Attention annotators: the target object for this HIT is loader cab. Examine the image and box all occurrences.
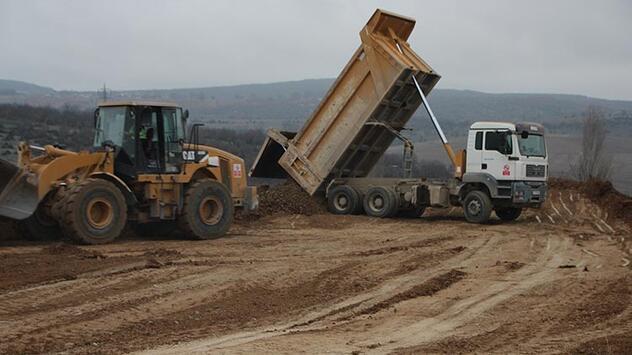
[94,101,187,180]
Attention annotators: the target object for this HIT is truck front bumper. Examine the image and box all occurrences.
[511,181,547,207]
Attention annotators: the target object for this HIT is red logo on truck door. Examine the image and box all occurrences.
[502,164,511,176]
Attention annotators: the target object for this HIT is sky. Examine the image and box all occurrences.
[1,0,631,100]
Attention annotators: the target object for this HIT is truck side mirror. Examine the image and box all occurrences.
[93,108,99,128]
[183,109,189,120]
[521,131,529,139]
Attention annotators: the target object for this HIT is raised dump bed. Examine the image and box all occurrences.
[250,9,440,195]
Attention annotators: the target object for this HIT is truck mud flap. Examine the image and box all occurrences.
[0,159,39,220]
[249,129,296,179]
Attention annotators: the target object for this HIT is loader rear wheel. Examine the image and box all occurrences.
[61,178,127,245]
[178,179,233,240]
[18,202,61,241]
[328,185,362,215]
[363,187,399,218]
[495,207,522,222]
[463,190,492,224]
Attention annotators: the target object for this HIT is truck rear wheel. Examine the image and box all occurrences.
[178,179,234,240]
[495,207,522,221]
[328,185,362,215]
[363,187,398,218]
[463,190,492,224]
[61,178,127,244]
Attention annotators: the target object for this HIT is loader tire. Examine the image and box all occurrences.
[178,179,233,240]
[495,207,522,222]
[328,185,362,215]
[18,203,61,241]
[363,187,399,218]
[61,178,127,245]
[463,190,492,224]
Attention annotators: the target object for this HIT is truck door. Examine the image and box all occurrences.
[465,130,483,174]
[482,130,516,180]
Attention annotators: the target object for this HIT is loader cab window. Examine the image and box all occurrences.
[94,107,127,148]
[162,107,185,173]
[485,131,512,155]
[139,108,161,171]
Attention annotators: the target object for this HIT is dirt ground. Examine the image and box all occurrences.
[0,186,631,354]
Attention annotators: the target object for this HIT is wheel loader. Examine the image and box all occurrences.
[0,101,257,244]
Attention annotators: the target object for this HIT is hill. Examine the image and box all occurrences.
[0,79,55,96]
[1,79,632,137]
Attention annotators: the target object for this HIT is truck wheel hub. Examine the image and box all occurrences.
[371,196,384,209]
[199,196,223,226]
[467,199,481,215]
[87,198,113,229]
[334,195,348,209]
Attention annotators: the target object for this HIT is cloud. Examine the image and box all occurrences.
[0,0,630,99]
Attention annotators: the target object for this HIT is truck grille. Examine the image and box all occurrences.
[526,164,546,178]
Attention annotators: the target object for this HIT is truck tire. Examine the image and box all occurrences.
[363,187,398,218]
[61,178,127,244]
[463,190,492,224]
[495,207,522,222]
[399,205,426,218]
[178,179,234,240]
[328,185,362,215]
[18,202,61,241]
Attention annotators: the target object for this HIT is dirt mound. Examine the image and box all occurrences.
[255,179,327,216]
[549,178,632,226]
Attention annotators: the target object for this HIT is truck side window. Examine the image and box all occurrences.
[475,132,483,150]
[485,131,512,154]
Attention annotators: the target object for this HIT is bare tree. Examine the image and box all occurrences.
[572,106,612,181]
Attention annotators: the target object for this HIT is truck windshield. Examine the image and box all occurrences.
[94,107,127,147]
[518,134,546,157]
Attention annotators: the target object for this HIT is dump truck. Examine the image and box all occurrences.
[0,101,257,244]
[251,9,548,223]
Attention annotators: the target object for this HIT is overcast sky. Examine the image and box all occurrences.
[1,0,631,99]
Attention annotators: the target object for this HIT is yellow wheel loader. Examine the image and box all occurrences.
[0,101,257,244]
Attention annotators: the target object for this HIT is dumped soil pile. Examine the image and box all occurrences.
[256,179,327,216]
[549,178,632,226]
[44,243,106,259]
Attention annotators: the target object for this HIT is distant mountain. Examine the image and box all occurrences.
[1,78,631,136]
[0,79,55,95]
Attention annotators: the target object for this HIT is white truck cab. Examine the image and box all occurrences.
[459,121,548,222]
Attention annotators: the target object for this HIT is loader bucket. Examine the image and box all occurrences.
[0,159,39,220]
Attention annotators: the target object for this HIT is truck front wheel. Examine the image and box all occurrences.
[495,207,522,222]
[463,190,492,224]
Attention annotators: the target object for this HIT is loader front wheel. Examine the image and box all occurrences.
[18,202,61,241]
[62,178,127,245]
[178,179,233,240]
